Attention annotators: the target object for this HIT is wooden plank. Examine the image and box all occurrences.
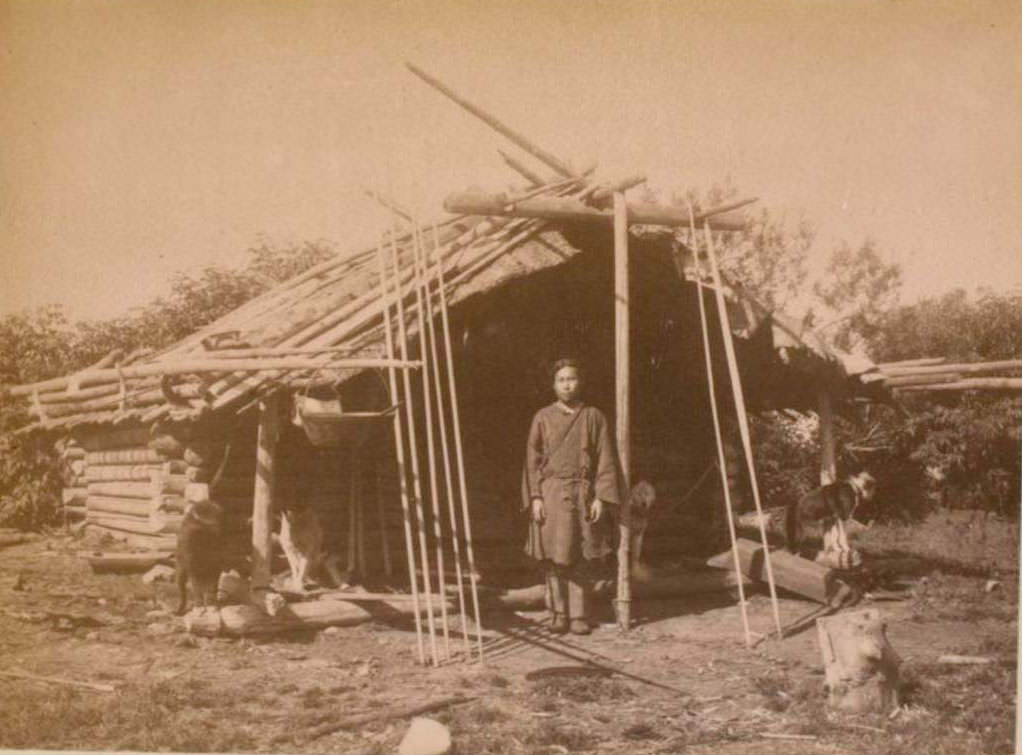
[443,191,748,231]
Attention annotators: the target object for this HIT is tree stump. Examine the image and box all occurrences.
[816,609,901,713]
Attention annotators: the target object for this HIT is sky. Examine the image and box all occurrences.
[1,0,1020,323]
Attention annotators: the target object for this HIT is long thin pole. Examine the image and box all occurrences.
[410,220,452,661]
[347,457,358,576]
[375,242,425,664]
[688,208,752,648]
[613,192,631,632]
[388,232,440,666]
[817,387,837,485]
[431,223,486,661]
[423,223,472,658]
[406,62,577,179]
[375,456,393,577]
[702,223,784,637]
[355,449,367,577]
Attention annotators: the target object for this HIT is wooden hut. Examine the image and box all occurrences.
[11,214,860,580]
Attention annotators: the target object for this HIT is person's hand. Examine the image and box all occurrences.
[531,498,546,523]
[587,499,604,523]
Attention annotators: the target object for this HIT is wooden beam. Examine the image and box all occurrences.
[587,175,647,203]
[818,388,837,485]
[11,357,421,397]
[443,191,748,231]
[896,377,1022,391]
[613,191,631,632]
[250,394,280,594]
[876,357,945,369]
[882,359,1022,378]
[406,62,577,178]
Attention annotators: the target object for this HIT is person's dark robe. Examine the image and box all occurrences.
[521,402,621,566]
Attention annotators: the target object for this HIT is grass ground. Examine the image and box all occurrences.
[0,508,1017,754]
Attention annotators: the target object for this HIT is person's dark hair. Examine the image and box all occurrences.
[550,357,583,382]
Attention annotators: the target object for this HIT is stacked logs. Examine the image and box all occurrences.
[58,439,87,521]
[63,424,246,551]
[70,426,185,550]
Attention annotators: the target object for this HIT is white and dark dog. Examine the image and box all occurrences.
[277,503,346,591]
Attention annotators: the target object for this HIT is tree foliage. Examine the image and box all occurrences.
[0,241,336,530]
[811,239,903,352]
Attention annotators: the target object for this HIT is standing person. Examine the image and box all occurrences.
[522,358,622,635]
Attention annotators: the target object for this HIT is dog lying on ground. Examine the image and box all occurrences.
[174,500,225,614]
[785,471,876,555]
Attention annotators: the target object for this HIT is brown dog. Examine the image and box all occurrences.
[628,480,657,570]
[174,500,225,614]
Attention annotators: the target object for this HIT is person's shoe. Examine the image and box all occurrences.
[549,613,569,634]
[569,619,591,635]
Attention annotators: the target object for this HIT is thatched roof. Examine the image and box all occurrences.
[12,182,866,434]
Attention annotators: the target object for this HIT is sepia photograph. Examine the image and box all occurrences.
[1,1,1020,753]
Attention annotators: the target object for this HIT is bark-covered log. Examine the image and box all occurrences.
[86,449,167,466]
[817,609,901,713]
[185,595,452,637]
[707,538,840,604]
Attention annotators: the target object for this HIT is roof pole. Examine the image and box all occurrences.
[613,191,632,632]
[375,241,426,664]
[406,62,577,179]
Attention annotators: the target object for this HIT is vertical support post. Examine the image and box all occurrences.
[251,393,280,595]
[613,191,631,632]
[818,387,837,485]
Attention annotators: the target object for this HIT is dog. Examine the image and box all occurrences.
[785,471,876,555]
[174,500,225,615]
[627,480,657,572]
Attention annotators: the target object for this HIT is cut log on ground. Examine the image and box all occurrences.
[81,551,174,574]
[185,596,454,637]
[817,609,901,713]
[484,570,751,611]
[707,538,843,604]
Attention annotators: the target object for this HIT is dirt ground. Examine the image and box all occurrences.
[0,513,1017,754]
